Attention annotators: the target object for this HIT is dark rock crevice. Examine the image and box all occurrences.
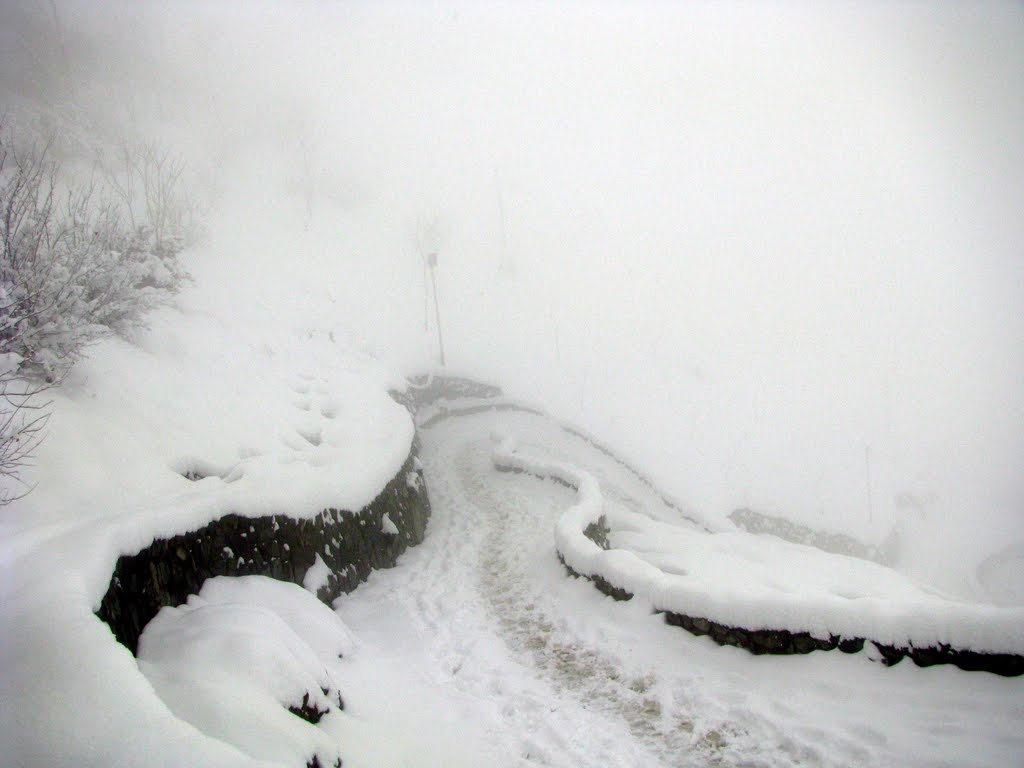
[288,692,332,725]
[661,610,1023,675]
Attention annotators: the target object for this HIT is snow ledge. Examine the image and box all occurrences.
[492,434,1024,676]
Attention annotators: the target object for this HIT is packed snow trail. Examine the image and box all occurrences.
[334,409,1023,768]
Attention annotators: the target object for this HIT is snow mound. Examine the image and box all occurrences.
[138,576,351,768]
[492,435,1024,660]
[380,513,400,535]
[303,553,333,596]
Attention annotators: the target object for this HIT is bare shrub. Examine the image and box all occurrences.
[0,366,50,506]
[0,126,192,503]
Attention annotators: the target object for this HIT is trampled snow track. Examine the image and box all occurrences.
[336,407,1024,768]
[393,423,677,767]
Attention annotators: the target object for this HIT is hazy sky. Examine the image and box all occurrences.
[3,0,1022,594]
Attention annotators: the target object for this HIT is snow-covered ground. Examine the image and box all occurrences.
[1,253,1020,766]
[3,350,1022,766]
[336,408,1023,768]
[2,273,1022,768]
[493,424,1024,658]
[2,5,1022,764]
[0,275,415,766]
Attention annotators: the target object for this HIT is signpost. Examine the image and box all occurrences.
[416,217,447,368]
[426,251,445,367]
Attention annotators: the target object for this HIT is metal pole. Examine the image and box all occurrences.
[495,166,511,274]
[864,444,874,523]
[423,255,430,331]
[428,256,445,367]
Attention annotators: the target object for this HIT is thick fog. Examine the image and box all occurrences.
[3,1,1022,597]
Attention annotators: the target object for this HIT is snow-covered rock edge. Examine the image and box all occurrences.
[415,395,546,429]
[491,436,1024,673]
[0,302,423,767]
[98,442,430,653]
[136,576,351,768]
[492,434,660,595]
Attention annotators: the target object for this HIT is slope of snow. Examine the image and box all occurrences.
[0,259,415,766]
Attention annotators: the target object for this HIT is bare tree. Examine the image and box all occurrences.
[0,371,50,506]
[1,132,87,379]
[0,133,56,503]
[101,140,196,249]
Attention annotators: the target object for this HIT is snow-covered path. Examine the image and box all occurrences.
[335,409,1023,768]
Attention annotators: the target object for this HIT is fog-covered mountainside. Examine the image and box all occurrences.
[1,2,1022,767]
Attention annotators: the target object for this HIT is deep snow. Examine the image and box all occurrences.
[2,4,1022,764]
[0,281,414,766]
[362,408,1022,767]
[2,362,1022,766]
[0,245,1021,767]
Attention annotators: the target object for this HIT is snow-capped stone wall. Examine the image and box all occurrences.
[97,373,504,655]
[98,438,430,654]
[492,435,1024,677]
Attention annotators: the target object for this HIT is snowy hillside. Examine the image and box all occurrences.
[2,2,1022,766]
[0,266,419,767]
[2,279,1022,767]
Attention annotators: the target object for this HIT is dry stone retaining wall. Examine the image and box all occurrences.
[98,435,430,655]
[495,431,1024,678]
[98,374,500,655]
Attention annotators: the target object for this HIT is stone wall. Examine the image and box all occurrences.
[403,373,503,407]
[497,429,1024,677]
[97,439,430,654]
[97,374,497,655]
[660,609,1024,676]
[728,507,894,564]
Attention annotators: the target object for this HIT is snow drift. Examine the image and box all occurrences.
[492,432,1024,673]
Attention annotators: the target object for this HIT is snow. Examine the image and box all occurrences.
[2,337,1021,768]
[380,513,400,536]
[0,250,416,766]
[1,247,1020,767]
[414,395,547,430]
[493,421,1024,656]
[0,351,22,376]
[137,576,349,768]
[303,554,332,595]
[2,7,1019,761]
[388,408,1023,767]
[132,574,490,768]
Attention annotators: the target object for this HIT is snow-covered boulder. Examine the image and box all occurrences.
[138,576,351,768]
